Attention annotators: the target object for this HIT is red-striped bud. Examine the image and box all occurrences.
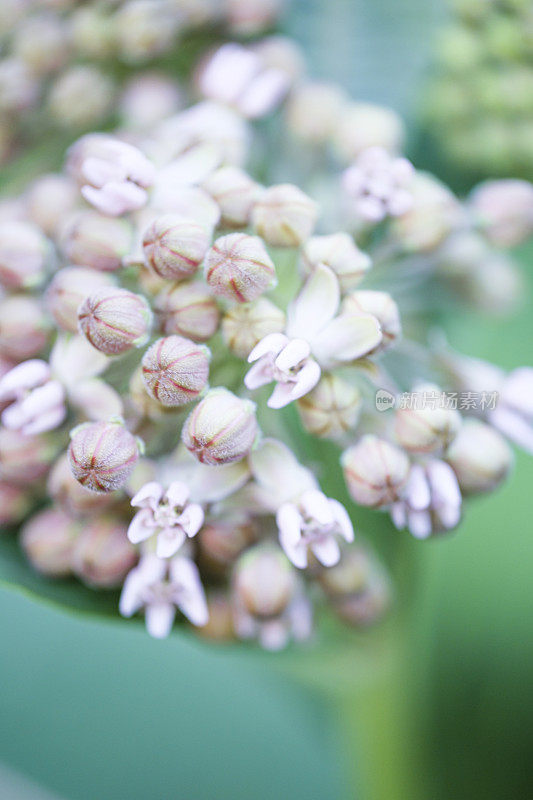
[143,214,210,281]
[78,287,152,355]
[141,335,210,407]
[204,233,276,303]
[182,388,258,465]
[68,420,141,493]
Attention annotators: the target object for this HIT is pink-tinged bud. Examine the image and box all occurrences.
[469,179,533,248]
[198,516,257,577]
[21,508,80,577]
[61,211,132,271]
[300,233,371,292]
[0,221,51,290]
[392,173,460,253]
[48,66,114,129]
[333,103,405,162]
[197,591,235,642]
[394,385,462,454]
[204,233,276,302]
[297,374,362,438]
[154,281,220,342]
[233,545,295,619]
[78,287,152,355]
[48,453,117,516]
[141,335,210,407]
[0,295,50,361]
[0,482,32,526]
[71,517,138,588]
[221,297,285,358]
[142,214,210,281]
[0,428,57,484]
[341,435,410,508]
[445,419,513,495]
[46,266,115,333]
[342,290,401,350]
[252,184,318,247]
[68,420,141,493]
[182,388,258,465]
[286,81,348,144]
[202,166,261,227]
[26,174,78,237]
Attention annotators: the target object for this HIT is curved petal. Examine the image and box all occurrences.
[127,509,156,544]
[311,536,341,567]
[247,333,288,363]
[177,503,204,537]
[286,265,340,340]
[22,404,66,435]
[250,439,317,503]
[145,602,176,639]
[131,482,164,510]
[277,503,307,569]
[312,313,382,368]
[407,510,432,539]
[259,620,289,650]
[274,339,311,372]
[0,359,49,400]
[156,528,186,559]
[164,481,190,510]
[328,498,354,542]
[171,558,209,626]
[404,465,431,511]
[267,360,321,409]
[244,358,275,391]
[299,490,333,525]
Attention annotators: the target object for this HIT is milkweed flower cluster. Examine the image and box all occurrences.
[0,21,531,649]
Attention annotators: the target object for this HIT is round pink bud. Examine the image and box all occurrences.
[0,221,50,290]
[78,287,152,355]
[21,508,80,577]
[342,290,401,350]
[0,295,50,360]
[141,335,210,407]
[202,166,261,227]
[61,211,132,271]
[204,233,276,302]
[46,266,114,333]
[221,297,285,358]
[182,388,258,465]
[341,435,410,508]
[252,183,318,247]
[154,281,220,342]
[0,428,56,485]
[233,545,296,619]
[68,420,140,493]
[0,481,32,526]
[142,214,210,281]
[47,453,117,516]
[26,173,78,237]
[71,517,138,588]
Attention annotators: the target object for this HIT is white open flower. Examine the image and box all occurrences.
[390,460,462,539]
[277,488,354,568]
[245,265,382,408]
[119,553,208,638]
[128,480,204,559]
[0,359,66,435]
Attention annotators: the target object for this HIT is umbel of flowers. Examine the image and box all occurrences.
[0,33,532,647]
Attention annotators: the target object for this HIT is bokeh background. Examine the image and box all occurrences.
[1,1,532,799]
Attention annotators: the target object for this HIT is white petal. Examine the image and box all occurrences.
[311,536,341,567]
[408,510,432,539]
[288,594,313,641]
[119,572,144,617]
[277,502,307,568]
[274,338,311,372]
[167,446,251,504]
[0,359,49,400]
[404,465,431,511]
[267,360,321,409]
[427,460,462,509]
[312,313,382,367]
[299,489,333,525]
[171,558,209,626]
[131,482,164,510]
[145,602,176,639]
[69,378,123,420]
[247,332,288,363]
[238,69,290,119]
[250,439,317,504]
[127,509,156,544]
[177,503,204,537]
[156,528,186,559]
[164,481,190,509]
[437,502,461,531]
[259,620,289,650]
[50,335,108,385]
[21,404,66,435]
[286,265,340,340]
[244,357,275,390]
[390,502,407,529]
[328,498,354,542]
[489,407,533,455]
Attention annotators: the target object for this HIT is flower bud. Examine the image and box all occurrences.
[0,221,50,290]
[114,1,177,63]
[445,419,513,494]
[300,233,371,292]
[70,6,115,60]
[197,516,257,577]
[120,73,181,131]
[0,296,50,360]
[286,81,348,144]
[221,297,285,359]
[0,58,38,114]
[71,517,138,588]
[78,287,152,355]
[333,103,405,162]
[46,266,115,332]
[61,211,132,272]
[394,385,461,454]
[342,290,401,350]
[392,173,460,253]
[0,428,57,484]
[48,453,117,516]
[68,420,141,493]
[202,166,261,227]
[469,179,533,247]
[297,374,362,438]
[233,545,295,619]
[142,214,210,281]
[141,335,210,407]
[26,174,78,237]
[332,568,391,627]
[128,366,168,420]
[48,66,114,128]
[13,14,69,75]
[182,388,258,465]
[0,481,32,526]
[154,281,220,342]
[252,184,318,247]
[341,435,410,507]
[204,233,276,302]
[21,508,80,577]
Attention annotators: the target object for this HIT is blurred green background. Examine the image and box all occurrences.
[1,1,532,799]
